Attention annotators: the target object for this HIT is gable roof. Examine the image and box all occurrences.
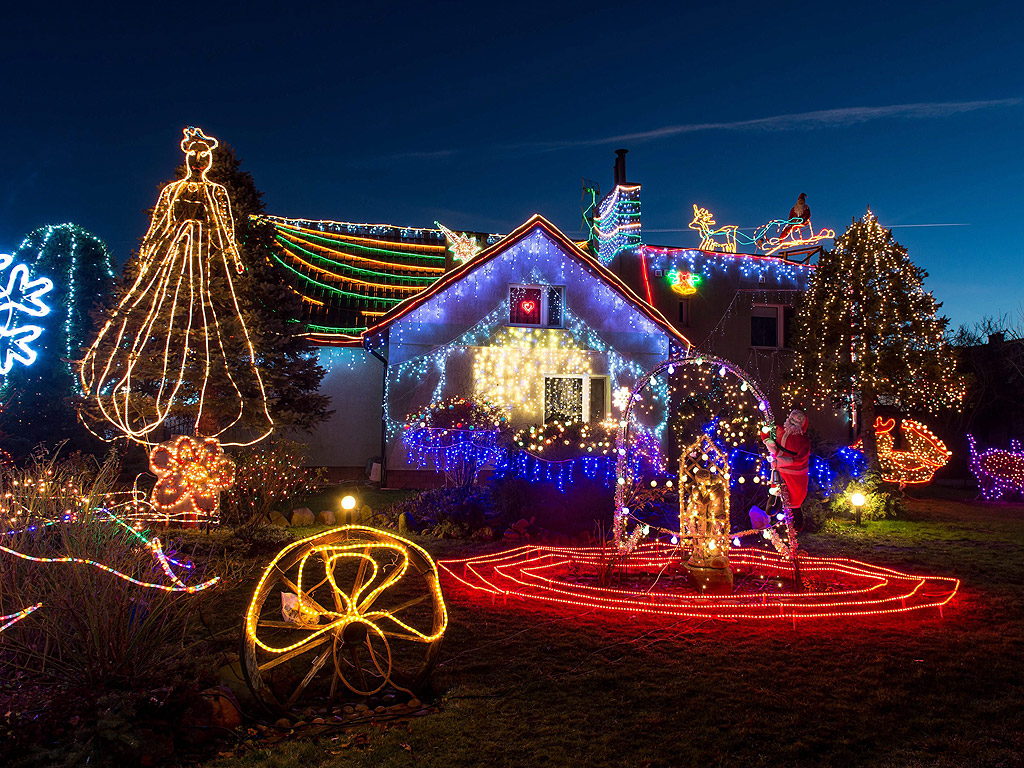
[361,214,691,347]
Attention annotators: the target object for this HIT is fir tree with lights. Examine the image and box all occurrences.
[786,210,963,468]
[0,224,114,457]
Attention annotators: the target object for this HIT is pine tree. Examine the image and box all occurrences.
[787,210,963,467]
[80,139,331,443]
[0,224,114,456]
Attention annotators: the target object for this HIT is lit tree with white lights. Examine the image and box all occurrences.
[787,210,964,468]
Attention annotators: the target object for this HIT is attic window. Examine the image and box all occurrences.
[510,284,564,328]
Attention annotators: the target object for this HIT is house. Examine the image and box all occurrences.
[264,151,844,482]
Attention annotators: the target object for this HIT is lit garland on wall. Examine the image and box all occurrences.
[0,252,54,375]
[850,417,951,486]
[402,397,508,480]
[967,435,1024,500]
[79,127,273,446]
[646,245,814,287]
[148,436,236,526]
[594,184,642,265]
[438,543,960,621]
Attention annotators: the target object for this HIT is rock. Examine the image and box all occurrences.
[397,511,412,534]
[374,705,387,714]
[269,511,290,527]
[179,686,243,744]
[274,718,292,729]
[408,698,421,709]
[359,504,373,524]
[291,508,315,526]
[216,661,255,706]
[317,509,336,526]
[312,717,325,724]
[343,705,355,715]
[472,526,495,542]
[355,704,370,712]
[382,694,396,704]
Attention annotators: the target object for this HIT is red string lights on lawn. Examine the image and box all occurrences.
[438,543,959,621]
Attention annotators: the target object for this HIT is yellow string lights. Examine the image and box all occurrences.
[472,327,596,421]
[689,205,739,252]
[852,417,951,486]
[79,127,273,446]
[243,526,448,702]
[149,436,236,526]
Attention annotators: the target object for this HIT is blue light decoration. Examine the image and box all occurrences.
[594,184,642,266]
[0,252,54,375]
[646,246,814,287]
[493,452,619,493]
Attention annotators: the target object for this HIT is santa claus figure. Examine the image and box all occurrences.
[762,409,811,510]
[779,193,811,240]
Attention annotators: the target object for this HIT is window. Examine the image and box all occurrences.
[510,284,565,328]
[751,304,795,349]
[544,375,608,423]
[678,299,690,327]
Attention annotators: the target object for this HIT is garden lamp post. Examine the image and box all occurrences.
[851,491,867,526]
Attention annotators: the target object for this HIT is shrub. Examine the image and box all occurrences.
[830,471,905,524]
[0,452,212,690]
[221,440,324,536]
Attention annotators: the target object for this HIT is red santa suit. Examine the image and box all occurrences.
[775,414,811,508]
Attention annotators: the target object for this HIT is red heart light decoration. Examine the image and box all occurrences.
[521,300,536,314]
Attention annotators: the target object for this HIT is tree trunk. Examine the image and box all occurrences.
[859,387,879,473]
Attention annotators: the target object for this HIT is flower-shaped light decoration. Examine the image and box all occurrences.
[150,436,236,526]
[0,252,54,375]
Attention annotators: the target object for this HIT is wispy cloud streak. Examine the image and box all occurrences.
[517,99,1021,151]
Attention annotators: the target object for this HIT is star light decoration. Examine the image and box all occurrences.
[0,252,54,375]
[436,221,482,264]
[149,436,236,526]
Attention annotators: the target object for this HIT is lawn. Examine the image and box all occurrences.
[199,493,1024,768]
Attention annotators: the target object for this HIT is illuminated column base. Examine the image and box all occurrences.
[685,560,734,593]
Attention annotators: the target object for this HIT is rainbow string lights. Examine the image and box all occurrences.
[967,435,1024,500]
[438,543,960,621]
[79,127,273,446]
[0,603,41,633]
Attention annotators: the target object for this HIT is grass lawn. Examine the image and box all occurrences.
[202,494,1024,768]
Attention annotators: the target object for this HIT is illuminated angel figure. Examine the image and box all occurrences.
[80,127,273,446]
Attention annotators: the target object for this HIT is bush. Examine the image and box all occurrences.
[378,486,493,538]
[0,452,212,690]
[830,472,905,524]
[221,440,324,536]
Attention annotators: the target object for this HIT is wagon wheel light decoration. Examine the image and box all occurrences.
[150,436,235,525]
[0,253,54,375]
[242,526,447,712]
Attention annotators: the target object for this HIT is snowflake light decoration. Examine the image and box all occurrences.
[0,253,54,375]
[612,385,632,413]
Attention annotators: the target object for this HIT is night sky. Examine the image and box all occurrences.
[2,0,1021,330]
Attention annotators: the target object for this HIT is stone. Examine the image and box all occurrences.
[316,509,336,526]
[269,511,290,527]
[359,504,373,524]
[312,717,325,724]
[408,698,421,709]
[355,703,370,712]
[216,661,255,706]
[374,705,387,714]
[291,507,315,526]
[397,511,412,534]
[343,705,355,715]
[472,526,495,542]
[274,717,292,729]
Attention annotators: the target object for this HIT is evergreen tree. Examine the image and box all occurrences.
[0,224,114,457]
[787,210,963,467]
[80,140,330,443]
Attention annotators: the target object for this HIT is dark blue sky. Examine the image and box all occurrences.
[2,0,1021,330]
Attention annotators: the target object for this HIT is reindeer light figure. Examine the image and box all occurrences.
[689,205,738,253]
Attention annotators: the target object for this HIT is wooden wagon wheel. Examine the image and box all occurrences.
[241,525,447,714]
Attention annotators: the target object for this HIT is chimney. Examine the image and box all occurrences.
[613,148,628,186]
[988,332,1005,345]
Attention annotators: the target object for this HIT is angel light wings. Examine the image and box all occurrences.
[79,128,273,446]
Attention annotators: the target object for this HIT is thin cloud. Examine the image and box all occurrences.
[522,99,1021,150]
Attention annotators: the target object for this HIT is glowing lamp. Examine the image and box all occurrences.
[850,492,867,508]
[341,495,357,511]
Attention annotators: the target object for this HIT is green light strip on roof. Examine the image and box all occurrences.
[268,251,404,303]
[307,324,368,334]
[276,236,439,284]
[274,223,447,262]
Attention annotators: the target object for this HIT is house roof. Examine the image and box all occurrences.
[360,214,692,348]
[258,215,501,344]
